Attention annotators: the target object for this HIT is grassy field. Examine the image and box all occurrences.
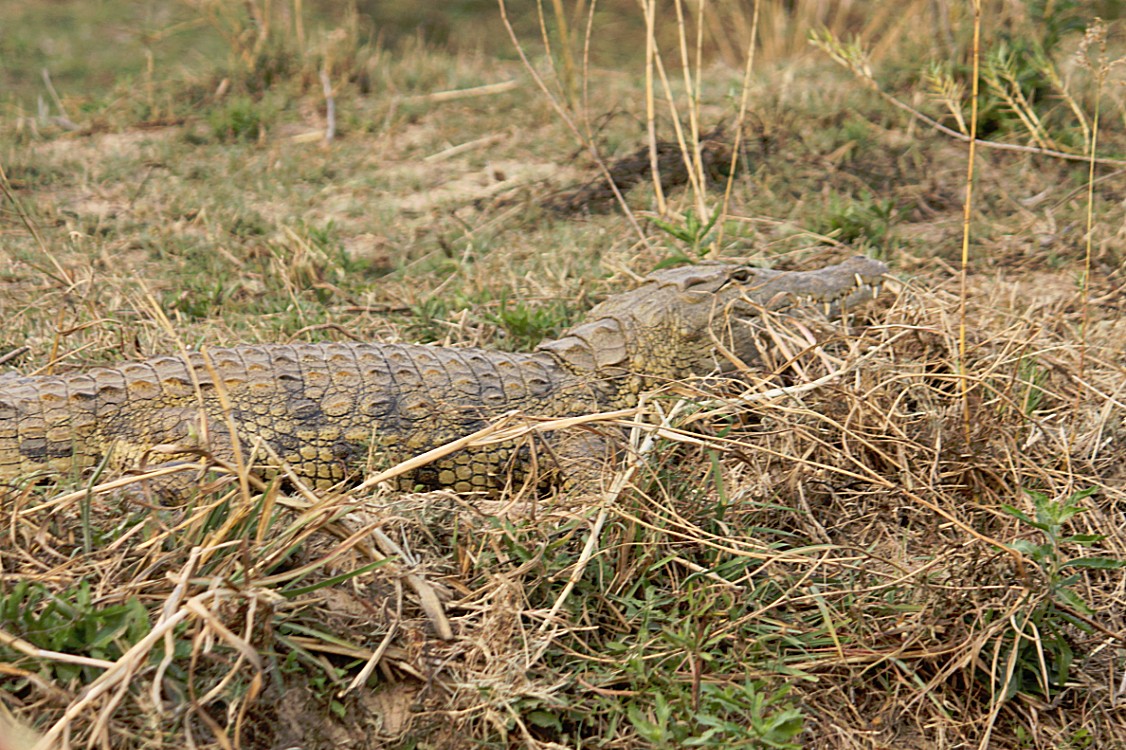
[1,1,1125,748]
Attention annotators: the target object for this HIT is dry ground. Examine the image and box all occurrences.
[1,2,1125,749]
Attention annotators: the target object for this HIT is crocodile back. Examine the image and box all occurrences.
[0,343,599,493]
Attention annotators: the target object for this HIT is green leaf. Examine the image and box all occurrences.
[655,692,672,723]
[1002,504,1045,530]
[764,709,806,743]
[652,253,693,270]
[1054,637,1075,686]
[1053,505,1086,525]
[1060,533,1107,546]
[700,209,721,236]
[683,727,724,746]
[527,710,562,731]
[282,558,393,597]
[330,700,347,719]
[628,705,663,742]
[652,217,693,243]
[1060,557,1126,570]
[1056,608,1094,634]
[1054,586,1094,616]
[1009,539,1041,557]
[1056,573,1082,588]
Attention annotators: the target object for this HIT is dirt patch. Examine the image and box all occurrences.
[545,126,736,213]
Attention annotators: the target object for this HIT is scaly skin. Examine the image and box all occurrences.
[0,257,886,495]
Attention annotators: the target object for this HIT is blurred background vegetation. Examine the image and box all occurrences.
[4,0,1124,114]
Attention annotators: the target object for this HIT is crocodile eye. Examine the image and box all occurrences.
[678,267,737,293]
[713,267,762,291]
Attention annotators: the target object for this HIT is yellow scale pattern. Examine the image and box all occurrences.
[0,257,888,496]
[0,343,603,495]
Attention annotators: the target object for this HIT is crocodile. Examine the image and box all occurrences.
[0,257,887,497]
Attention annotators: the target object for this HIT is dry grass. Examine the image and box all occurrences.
[2,1,1126,749]
[4,269,1123,749]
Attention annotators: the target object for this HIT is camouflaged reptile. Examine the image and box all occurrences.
[0,257,887,496]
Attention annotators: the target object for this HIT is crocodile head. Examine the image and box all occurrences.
[538,256,887,391]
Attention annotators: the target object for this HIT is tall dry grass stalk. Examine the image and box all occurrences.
[715,0,761,252]
[958,0,982,444]
[1076,20,1117,383]
[547,0,578,106]
[640,0,712,222]
[641,0,667,216]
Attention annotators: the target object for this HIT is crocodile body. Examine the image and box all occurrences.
[0,257,886,495]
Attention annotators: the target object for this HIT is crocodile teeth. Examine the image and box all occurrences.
[855,273,865,289]
[871,283,882,298]
[823,301,833,316]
